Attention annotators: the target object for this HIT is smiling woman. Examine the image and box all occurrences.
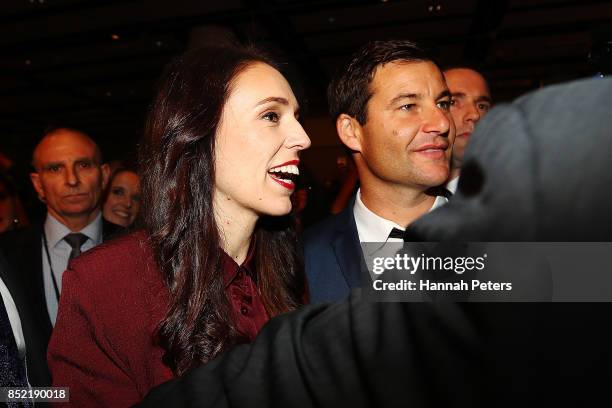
[47,45,311,407]
[102,167,141,228]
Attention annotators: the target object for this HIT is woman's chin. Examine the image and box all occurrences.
[258,200,293,217]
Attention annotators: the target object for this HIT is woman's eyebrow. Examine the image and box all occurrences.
[255,96,289,107]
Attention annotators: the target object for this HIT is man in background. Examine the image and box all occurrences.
[0,127,111,386]
[443,67,491,193]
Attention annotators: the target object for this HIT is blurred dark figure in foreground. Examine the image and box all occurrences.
[140,76,612,408]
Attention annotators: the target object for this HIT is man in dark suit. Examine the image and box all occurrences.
[305,40,455,302]
[139,76,612,408]
[0,127,112,386]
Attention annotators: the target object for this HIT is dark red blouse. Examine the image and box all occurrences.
[222,242,269,340]
[48,232,269,407]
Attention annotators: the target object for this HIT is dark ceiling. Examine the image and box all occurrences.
[2,0,611,163]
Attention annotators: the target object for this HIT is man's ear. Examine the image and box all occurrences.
[30,172,45,202]
[100,163,111,191]
[336,114,364,153]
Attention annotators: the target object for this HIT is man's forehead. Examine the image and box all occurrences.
[34,131,98,163]
[370,60,445,96]
[444,69,490,94]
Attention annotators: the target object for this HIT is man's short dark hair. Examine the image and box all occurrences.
[327,40,432,124]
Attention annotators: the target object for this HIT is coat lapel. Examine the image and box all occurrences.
[330,200,366,289]
[28,226,53,338]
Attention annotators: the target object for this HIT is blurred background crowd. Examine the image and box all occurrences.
[2,0,611,234]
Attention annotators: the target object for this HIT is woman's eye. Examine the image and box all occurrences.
[262,112,280,122]
[112,187,125,196]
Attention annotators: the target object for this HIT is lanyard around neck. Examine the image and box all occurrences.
[42,230,61,301]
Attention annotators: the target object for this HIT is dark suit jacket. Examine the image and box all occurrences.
[303,197,367,303]
[0,218,123,386]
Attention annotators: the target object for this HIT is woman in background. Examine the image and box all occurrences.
[48,45,311,406]
[102,167,141,228]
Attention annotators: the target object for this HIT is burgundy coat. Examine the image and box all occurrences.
[48,231,270,407]
[48,232,172,406]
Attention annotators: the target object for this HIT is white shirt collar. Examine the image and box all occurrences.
[353,188,447,243]
[446,176,459,195]
[44,212,103,248]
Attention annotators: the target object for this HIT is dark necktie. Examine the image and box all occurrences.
[388,191,452,242]
[388,228,405,240]
[429,186,453,199]
[0,293,28,389]
[64,233,88,261]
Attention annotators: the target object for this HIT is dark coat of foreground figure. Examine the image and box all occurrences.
[140,77,612,408]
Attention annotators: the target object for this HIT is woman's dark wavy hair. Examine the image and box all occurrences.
[139,45,306,376]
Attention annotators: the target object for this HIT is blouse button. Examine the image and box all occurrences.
[240,306,248,315]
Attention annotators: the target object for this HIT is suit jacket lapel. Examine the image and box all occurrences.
[10,225,53,340]
[331,199,366,289]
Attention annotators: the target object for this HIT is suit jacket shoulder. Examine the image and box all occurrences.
[303,200,364,303]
